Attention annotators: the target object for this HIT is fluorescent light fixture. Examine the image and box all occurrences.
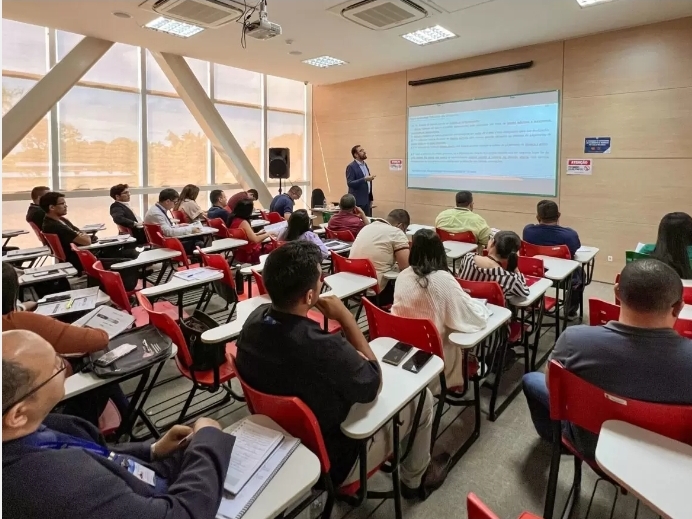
[302,56,347,68]
[145,17,204,38]
[402,25,456,46]
[575,0,618,6]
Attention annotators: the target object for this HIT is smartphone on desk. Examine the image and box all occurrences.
[44,293,70,302]
[402,350,433,373]
[382,341,413,366]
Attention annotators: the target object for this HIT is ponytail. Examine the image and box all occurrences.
[506,251,518,273]
[493,230,522,272]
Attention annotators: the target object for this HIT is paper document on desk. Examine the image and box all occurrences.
[173,267,219,282]
[35,287,99,316]
[75,306,135,339]
[218,434,300,519]
[324,240,350,251]
[263,221,287,235]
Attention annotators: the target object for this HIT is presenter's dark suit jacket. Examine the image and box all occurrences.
[346,160,373,208]
[2,414,233,519]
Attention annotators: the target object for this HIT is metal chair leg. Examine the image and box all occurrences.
[177,385,197,423]
[543,421,563,519]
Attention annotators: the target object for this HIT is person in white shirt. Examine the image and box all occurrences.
[392,229,490,390]
[143,188,202,254]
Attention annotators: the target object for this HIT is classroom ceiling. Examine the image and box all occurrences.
[4,0,692,85]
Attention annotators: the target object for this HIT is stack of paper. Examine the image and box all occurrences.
[263,221,288,235]
[174,267,220,282]
[35,287,99,316]
[324,240,350,251]
[74,305,135,339]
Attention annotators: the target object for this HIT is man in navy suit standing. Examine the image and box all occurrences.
[346,145,376,217]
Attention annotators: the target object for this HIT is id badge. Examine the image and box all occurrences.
[127,459,156,486]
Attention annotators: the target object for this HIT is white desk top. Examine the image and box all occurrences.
[682,279,692,288]
[679,304,692,321]
[201,295,272,344]
[80,223,106,232]
[63,345,177,400]
[2,229,29,237]
[313,227,325,236]
[221,415,321,519]
[2,246,51,263]
[341,337,444,440]
[177,226,217,238]
[37,288,110,310]
[383,269,399,280]
[574,246,600,264]
[140,269,223,297]
[507,277,553,308]
[596,420,692,519]
[195,238,248,255]
[19,263,78,285]
[250,219,270,229]
[406,224,435,237]
[240,254,270,276]
[535,255,580,281]
[449,304,512,349]
[323,272,377,300]
[110,248,181,270]
[443,241,477,259]
[78,235,136,250]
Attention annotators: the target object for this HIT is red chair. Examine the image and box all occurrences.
[259,210,270,220]
[93,261,180,327]
[265,212,284,224]
[436,228,476,244]
[363,298,481,457]
[543,360,692,519]
[143,223,166,247]
[137,292,241,424]
[517,256,546,278]
[331,252,381,315]
[117,224,133,236]
[206,218,231,239]
[588,298,620,326]
[227,353,336,518]
[684,286,692,305]
[521,241,571,260]
[159,233,200,270]
[70,244,100,281]
[467,493,541,519]
[325,228,355,242]
[456,279,505,307]
[28,221,47,246]
[675,317,692,339]
[42,233,67,262]
[171,210,189,224]
[98,400,122,437]
[196,249,239,323]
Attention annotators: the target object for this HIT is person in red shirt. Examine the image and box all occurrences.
[327,194,369,238]
[226,189,258,212]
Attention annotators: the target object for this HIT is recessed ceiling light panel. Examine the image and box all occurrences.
[402,25,457,46]
[302,56,347,68]
[144,16,204,38]
[575,0,618,7]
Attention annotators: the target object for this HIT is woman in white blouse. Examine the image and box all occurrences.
[392,229,490,390]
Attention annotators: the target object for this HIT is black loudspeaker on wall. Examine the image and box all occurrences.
[268,147,290,179]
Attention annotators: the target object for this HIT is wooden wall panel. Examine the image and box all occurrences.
[314,116,405,160]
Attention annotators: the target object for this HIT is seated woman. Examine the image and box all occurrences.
[391,229,490,390]
[311,188,327,209]
[640,212,692,279]
[457,230,530,298]
[229,198,272,264]
[174,184,206,223]
[279,209,329,259]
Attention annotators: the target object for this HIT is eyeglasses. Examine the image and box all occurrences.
[2,356,67,415]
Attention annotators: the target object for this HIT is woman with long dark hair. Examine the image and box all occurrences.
[641,212,692,279]
[174,184,205,222]
[279,209,329,258]
[392,229,489,390]
[229,198,271,264]
[458,230,530,298]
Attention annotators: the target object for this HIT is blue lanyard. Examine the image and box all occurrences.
[28,436,111,457]
[156,204,172,224]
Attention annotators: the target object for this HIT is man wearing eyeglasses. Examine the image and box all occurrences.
[2,330,234,519]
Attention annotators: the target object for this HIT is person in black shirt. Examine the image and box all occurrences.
[26,185,50,231]
[236,241,450,498]
[109,184,147,245]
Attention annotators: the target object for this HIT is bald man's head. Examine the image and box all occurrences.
[3,330,66,441]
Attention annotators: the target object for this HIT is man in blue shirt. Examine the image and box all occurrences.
[269,185,302,220]
[523,200,582,317]
[207,189,232,226]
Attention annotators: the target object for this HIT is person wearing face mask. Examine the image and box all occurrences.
[2,330,233,519]
[349,208,411,306]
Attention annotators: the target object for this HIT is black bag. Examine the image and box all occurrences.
[179,310,226,371]
[90,325,172,378]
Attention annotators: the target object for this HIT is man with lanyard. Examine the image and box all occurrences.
[143,188,203,256]
[2,330,233,519]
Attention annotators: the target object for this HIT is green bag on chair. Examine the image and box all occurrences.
[625,250,650,263]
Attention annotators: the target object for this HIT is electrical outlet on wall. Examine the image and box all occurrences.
[607,256,613,262]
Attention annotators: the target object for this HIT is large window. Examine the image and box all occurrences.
[2,19,46,76]
[268,111,306,182]
[214,64,261,105]
[147,51,208,94]
[214,104,262,184]
[267,75,305,111]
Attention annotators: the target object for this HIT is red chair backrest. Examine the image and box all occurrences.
[325,228,355,242]
[42,233,67,262]
[227,352,331,473]
[136,292,194,368]
[521,241,571,260]
[436,228,476,244]
[117,224,133,236]
[70,244,99,279]
[266,212,284,224]
[517,256,545,278]
[362,298,444,359]
[683,287,692,305]
[171,210,189,224]
[251,270,266,295]
[547,360,692,443]
[143,223,165,247]
[29,221,47,245]
[675,318,692,339]
[467,493,500,519]
[206,218,230,238]
[259,210,270,220]
[196,248,236,289]
[588,298,620,326]
[92,261,133,313]
[159,233,191,268]
[330,252,380,294]
[456,279,506,307]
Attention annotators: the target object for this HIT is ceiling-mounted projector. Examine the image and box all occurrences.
[245,0,281,40]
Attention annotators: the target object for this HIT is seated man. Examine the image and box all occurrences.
[269,185,302,220]
[523,200,582,316]
[349,209,411,306]
[522,259,692,459]
[235,242,449,497]
[207,189,232,226]
[109,183,147,245]
[327,194,369,238]
[434,191,491,247]
[2,329,232,519]
[143,188,202,255]
[226,189,258,212]
[26,185,50,231]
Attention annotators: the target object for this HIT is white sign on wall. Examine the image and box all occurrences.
[566,159,592,175]
[389,159,403,171]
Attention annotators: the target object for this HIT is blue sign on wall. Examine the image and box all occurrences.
[584,137,611,154]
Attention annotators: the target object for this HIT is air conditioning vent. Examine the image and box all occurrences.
[335,0,429,30]
[143,0,244,28]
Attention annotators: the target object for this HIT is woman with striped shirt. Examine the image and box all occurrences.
[457,230,530,298]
